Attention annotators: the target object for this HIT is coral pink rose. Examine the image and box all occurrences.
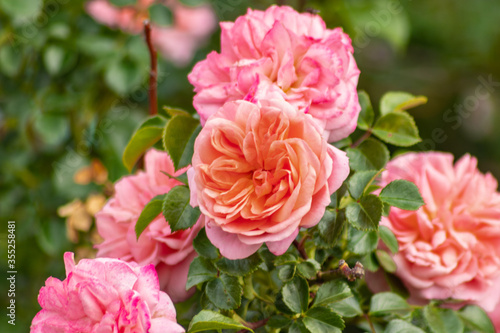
[31,252,184,333]
[379,152,500,312]
[188,5,361,142]
[86,0,216,65]
[188,99,350,259]
[95,149,202,302]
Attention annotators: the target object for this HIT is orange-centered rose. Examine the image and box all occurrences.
[188,99,349,259]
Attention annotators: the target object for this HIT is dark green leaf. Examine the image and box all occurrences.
[348,170,379,200]
[109,0,136,6]
[380,179,425,210]
[289,319,309,333]
[318,209,344,247]
[186,257,217,289]
[297,259,321,279]
[206,274,242,310]
[375,249,397,273]
[459,305,495,333]
[361,252,380,272]
[347,227,379,254]
[163,115,200,170]
[385,272,410,298]
[346,194,383,230]
[329,297,363,318]
[0,44,22,77]
[346,138,390,171]
[380,91,428,116]
[385,319,426,333]
[105,57,143,95]
[268,315,292,329]
[135,194,165,239]
[278,264,296,282]
[303,306,344,332]
[282,276,309,314]
[379,225,399,253]
[372,111,421,147]
[162,185,201,232]
[369,292,410,316]
[216,252,262,277]
[149,3,173,26]
[357,91,375,130]
[424,306,464,333]
[122,116,167,172]
[187,310,253,333]
[274,253,299,266]
[193,228,219,260]
[314,280,352,307]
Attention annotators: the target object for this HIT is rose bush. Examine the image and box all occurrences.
[95,149,202,302]
[378,152,500,312]
[188,5,360,142]
[188,99,349,259]
[31,252,184,333]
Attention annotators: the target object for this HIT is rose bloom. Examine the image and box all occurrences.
[95,149,202,302]
[188,5,360,142]
[378,152,500,312]
[488,302,500,332]
[188,99,349,259]
[31,252,184,333]
[86,0,216,65]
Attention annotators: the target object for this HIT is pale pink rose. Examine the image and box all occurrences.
[95,149,202,302]
[86,0,216,65]
[188,5,361,142]
[31,252,184,333]
[188,99,350,259]
[379,152,500,312]
[488,302,500,332]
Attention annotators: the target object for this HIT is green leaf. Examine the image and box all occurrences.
[346,194,383,230]
[384,272,410,298]
[347,227,379,255]
[329,296,363,318]
[385,319,426,333]
[348,170,379,200]
[274,253,299,266]
[163,106,191,117]
[109,0,136,6]
[44,46,65,76]
[163,115,201,170]
[379,225,399,253]
[122,116,167,171]
[179,0,206,6]
[162,185,201,232]
[346,138,390,171]
[268,315,292,329]
[380,92,428,116]
[0,0,42,19]
[314,280,352,307]
[303,307,344,333]
[458,305,495,333]
[278,264,296,282]
[135,195,165,239]
[289,320,309,333]
[372,111,421,147]
[424,306,464,333]
[187,310,254,333]
[216,252,262,277]
[206,274,242,310]
[317,209,344,247]
[0,44,22,77]
[380,179,425,210]
[375,249,397,273]
[357,91,375,130]
[105,57,143,95]
[149,3,173,26]
[297,259,321,279]
[282,276,309,314]
[369,292,410,316]
[186,257,217,289]
[193,228,219,260]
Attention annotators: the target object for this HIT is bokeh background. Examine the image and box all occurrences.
[1,0,499,331]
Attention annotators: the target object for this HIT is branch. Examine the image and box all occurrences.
[293,239,308,259]
[351,129,372,148]
[315,260,365,283]
[144,20,157,115]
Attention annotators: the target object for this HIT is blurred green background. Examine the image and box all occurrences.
[1,0,499,331]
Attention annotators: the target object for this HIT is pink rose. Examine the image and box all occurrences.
[31,252,184,333]
[379,152,500,312]
[188,5,361,142]
[188,99,350,259]
[95,149,202,302]
[488,302,500,332]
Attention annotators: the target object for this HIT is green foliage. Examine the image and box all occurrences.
[375,249,397,273]
[347,170,379,199]
[386,319,426,333]
[215,253,263,277]
[163,115,201,170]
[149,4,174,26]
[188,310,254,332]
[317,208,344,247]
[380,92,428,116]
[135,194,165,239]
[423,306,464,333]
[379,225,399,253]
[347,138,390,172]
[303,307,345,332]
[346,194,383,230]
[380,179,425,210]
[205,274,242,310]
[357,91,375,130]
[369,292,411,316]
[313,280,352,307]
[458,305,495,333]
[186,257,218,289]
[193,228,219,260]
[372,111,421,147]
[282,276,309,314]
[162,185,201,231]
[347,227,379,254]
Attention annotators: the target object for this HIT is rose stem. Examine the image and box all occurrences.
[351,129,373,148]
[144,20,158,116]
[293,239,308,259]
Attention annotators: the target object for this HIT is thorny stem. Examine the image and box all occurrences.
[144,20,158,115]
[293,239,308,259]
[351,129,372,148]
[315,259,365,283]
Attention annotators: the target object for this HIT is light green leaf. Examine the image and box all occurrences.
[346,138,390,171]
[424,306,464,333]
[282,276,309,314]
[186,257,217,289]
[380,179,425,210]
[372,111,421,147]
[215,252,262,277]
[458,305,495,333]
[313,280,352,307]
[135,195,165,239]
[347,227,379,255]
[44,46,65,76]
[193,228,219,260]
[329,296,363,318]
[375,249,397,273]
[105,57,143,95]
[163,115,200,170]
[385,319,425,333]
[346,194,383,230]
[357,91,375,130]
[206,274,242,310]
[0,0,42,19]
[348,170,379,200]
[149,4,173,26]
[297,259,321,279]
[122,116,167,172]
[379,225,399,253]
[162,185,201,232]
[380,92,428,116]
[369,292,410,316]
[109,0,136,6]
[187,310,253,333]
[0,44,22,77]
[303,307,344,333]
